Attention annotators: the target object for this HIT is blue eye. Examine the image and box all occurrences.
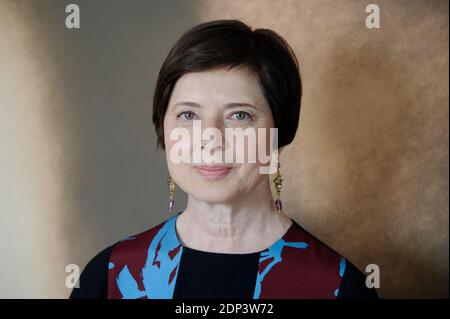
[177,111,198,120]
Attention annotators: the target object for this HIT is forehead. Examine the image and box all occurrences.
[168,67,267,107]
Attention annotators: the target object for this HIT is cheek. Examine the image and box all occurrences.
[164,121,181,172]
[163,118,174,149]
[164,121,194,189]
[255,122,276,167]
[235,163,266,189]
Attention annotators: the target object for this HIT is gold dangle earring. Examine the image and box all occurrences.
[167,176,176,213]
[273,153,283,212]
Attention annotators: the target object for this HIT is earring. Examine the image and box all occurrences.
[167,176,175,213]
[273,154,283,212]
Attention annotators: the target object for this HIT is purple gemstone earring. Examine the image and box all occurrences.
[167,175,175,213]
[273,156,283,212]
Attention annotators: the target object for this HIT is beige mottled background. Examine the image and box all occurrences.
[0,0,447,298]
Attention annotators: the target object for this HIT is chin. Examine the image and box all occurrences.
[188,186,238,203]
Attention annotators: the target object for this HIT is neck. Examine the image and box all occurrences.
[176,178,292,253]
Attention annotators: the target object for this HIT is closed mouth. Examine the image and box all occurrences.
[192,165,235,171]
[192,165,235,179]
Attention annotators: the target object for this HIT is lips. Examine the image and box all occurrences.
[193,165,234,179]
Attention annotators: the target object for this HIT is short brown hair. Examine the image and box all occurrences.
[152,19,302,150]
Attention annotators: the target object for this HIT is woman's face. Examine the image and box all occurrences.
[163,66,275,203]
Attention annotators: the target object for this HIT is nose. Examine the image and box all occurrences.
[199,116,226,155]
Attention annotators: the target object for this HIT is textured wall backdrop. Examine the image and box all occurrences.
[0,0,448,298]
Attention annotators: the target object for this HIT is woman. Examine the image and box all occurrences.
[70,19,380,299]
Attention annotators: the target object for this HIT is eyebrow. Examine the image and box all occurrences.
[172,101,257,110]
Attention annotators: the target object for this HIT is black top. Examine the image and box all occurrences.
[70,244,380,299]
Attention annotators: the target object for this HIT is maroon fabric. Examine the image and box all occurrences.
[257,221,343,298]
[107,216,344,299]
[107,222,178,299]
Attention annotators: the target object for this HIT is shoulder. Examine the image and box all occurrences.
[107,215,182,298]
[69,244,116,299]
[286,220,346,273]
[70,215,177,299]
[336,259,381,299]
[288,220,380,299]
[109,214,178,263]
